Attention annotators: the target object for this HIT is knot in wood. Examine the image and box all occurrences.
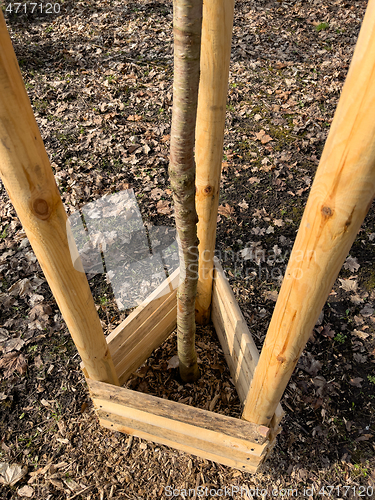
[321,205,333,218]
[204,185,212,194]
[32,198,50,220]
[276,355,286,364]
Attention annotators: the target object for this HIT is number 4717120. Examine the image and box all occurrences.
[5,3,61,14]
[318,485,373,497]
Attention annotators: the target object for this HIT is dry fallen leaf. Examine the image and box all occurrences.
[320,325,335,339]
[359,304,374,317]
[275,61,287,69]
[28,294,44,307]
[150,188,165,200]
[0,352,27,378]
[338,278,358,292]
[251,227,266,236]
[18,485,34,498]
[2,337,25,353]
[352,329,369,340]
[312,375,327,396]
[142,143,151,155]
[344,256,360,272]
[34,355,43,369]
[261,134,273,144]
[128,145,140,154]
[249,177,260,184]
[255,129,265,140]
[29,304,52,321]
[349,377,363,387]
[217,204,234,218]
[49,478,64,489]
[0,462,27,486]
[355,434,373,442]
[238,200,249,210]
[353,352,367,363]
[167,355,179,370]
[253,208,268,218]
[8,278,31,297]
[350,294,364,305]
[156,200,173,215]
[264,290,278,302]
[255,129,273,144]
[127,114,142,121]
[298,352,322,377]
[0,328,7,342]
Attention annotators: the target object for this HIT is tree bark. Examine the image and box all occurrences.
[169,0,202,382]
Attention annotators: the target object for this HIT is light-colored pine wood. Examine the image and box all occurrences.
[105,268,179,362]
[113,291,176,367]
[0,13,118,386]
[211,261,283,425]
[212,298,250,402]
[212,287,255,402]
[211,259,259,399]
[88,379,270,472]
[96,400,267,457]
[81,258,283,471]
[88,380,269,445]
[243,0,375,426]
[195,0,235,324]
[99,415,258,473]
[115,294,177,385]
[82,269,179,383]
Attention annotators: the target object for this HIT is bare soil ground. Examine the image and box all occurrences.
[0,0,374,498]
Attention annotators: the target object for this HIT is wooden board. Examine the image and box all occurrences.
[99,414,259,473]
[88,379,270,472]
[211,260,284,425]
[211,259,259,401]
[106,267,179,356]
[115,295,177,385]
[82,268,179,384]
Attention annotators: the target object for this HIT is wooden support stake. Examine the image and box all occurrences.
[243,0,375,426]
[195,0,235,324]
[0,13,118,385]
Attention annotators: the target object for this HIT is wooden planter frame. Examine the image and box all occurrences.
[2,0,375,474]
[83,262,283,473]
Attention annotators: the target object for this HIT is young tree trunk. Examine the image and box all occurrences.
[169,0,202,382]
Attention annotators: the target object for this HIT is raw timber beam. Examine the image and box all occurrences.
[195,0,235,324]
[92,268,180,385]
[0,12,118,385]
[243,0,375,426]
[211,260,284,443]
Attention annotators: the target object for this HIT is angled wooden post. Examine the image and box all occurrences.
[242,0,375,426]
[195,0,235,324]
[0,12,119,385]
